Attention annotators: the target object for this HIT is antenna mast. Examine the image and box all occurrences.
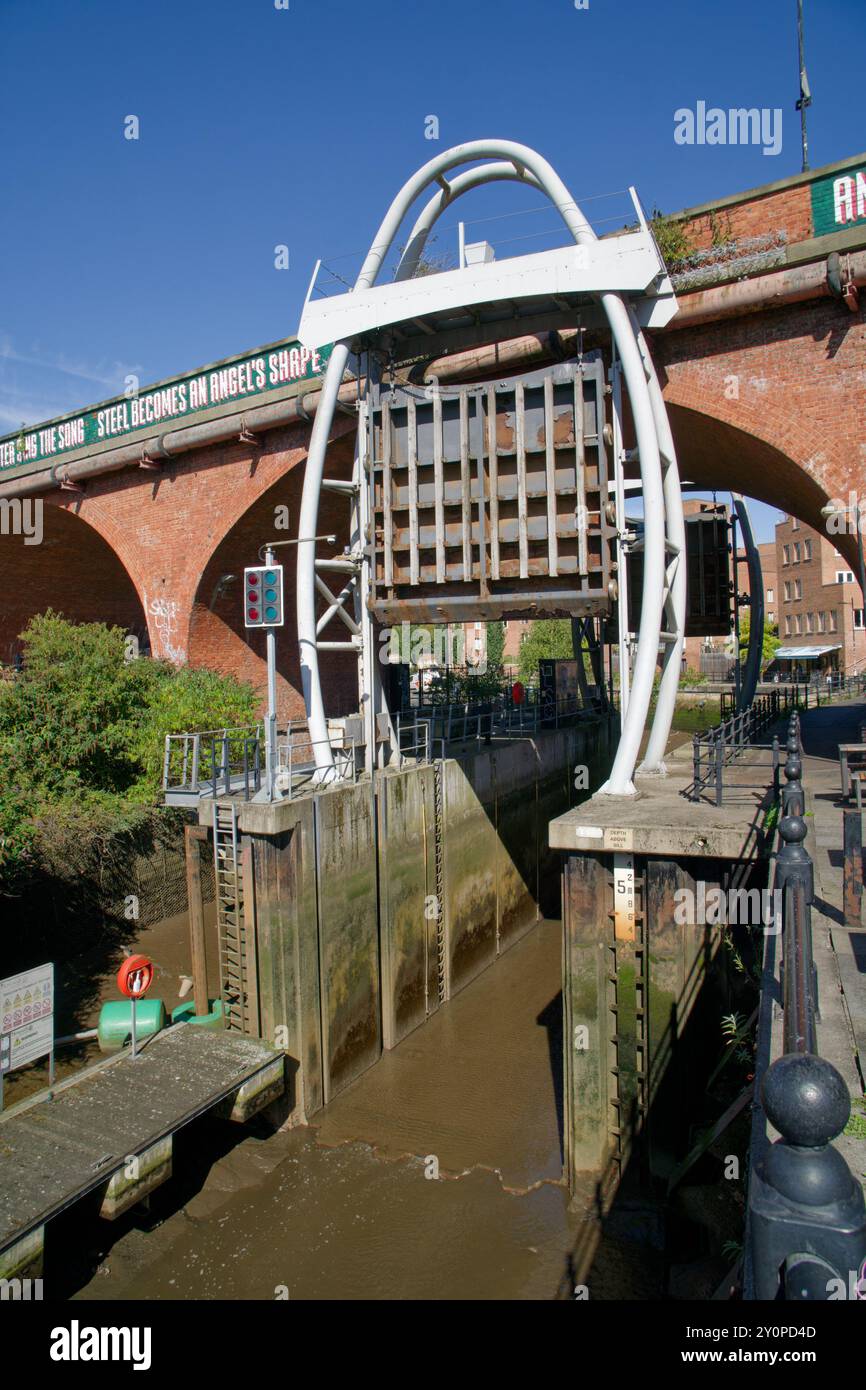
[796,0,812,173]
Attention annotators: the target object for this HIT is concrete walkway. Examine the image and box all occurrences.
[799,698,866,1187]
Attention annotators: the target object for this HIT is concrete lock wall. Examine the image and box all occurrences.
[249,795,324,1118]
[562,849,750,1195]
[241,719,615,1119]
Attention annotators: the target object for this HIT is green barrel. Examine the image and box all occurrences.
[97,999,166,1053]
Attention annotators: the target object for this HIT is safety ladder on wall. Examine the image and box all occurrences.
[212,801,256,1033]
[432,760,448,1006]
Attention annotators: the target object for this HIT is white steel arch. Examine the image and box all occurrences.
[391,163,687,777]
[295,140,683,795]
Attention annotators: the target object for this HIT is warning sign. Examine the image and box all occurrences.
[0,963,54,1074]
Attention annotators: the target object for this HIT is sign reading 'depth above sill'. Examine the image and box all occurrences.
[0,339,333,476]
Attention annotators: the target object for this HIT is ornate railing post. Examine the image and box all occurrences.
[749,1053,866,1299]
[776,811,814,907]
[782,739,804,819]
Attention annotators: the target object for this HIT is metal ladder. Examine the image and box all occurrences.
[432,761,448,1005]
[212,802,252,1032]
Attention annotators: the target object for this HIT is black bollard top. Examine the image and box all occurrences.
[784,752,802,783]
[779,813,807,849]
[762,1053,851,1147]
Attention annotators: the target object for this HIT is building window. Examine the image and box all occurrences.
[818,612,826,633]
[829,611,838,632]
[767,588,774,603]
[784,581,791,601]
[795,579,803,600]
[804,539,812,560]
[792,518,800,531]
[855,609,865,631]
[785,615,792,636]
[836,570,854,584]
[768,611,775,623]
[794,542,801,563]
[806,612,814,634]
[795,614,802,635]
[783,545,790,565]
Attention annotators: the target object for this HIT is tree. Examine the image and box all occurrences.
[517,619,574,683]
[485,621,505,667]
[738,614,780,667]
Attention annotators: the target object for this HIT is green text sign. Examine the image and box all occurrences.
[0,339,332,474]
[811,161,866,239]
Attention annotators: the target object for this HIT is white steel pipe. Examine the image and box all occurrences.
[636,315,687,775]
[296,141,671,789]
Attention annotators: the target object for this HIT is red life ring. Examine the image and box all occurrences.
[117,954,154,999]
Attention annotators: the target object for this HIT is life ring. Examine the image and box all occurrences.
[117,954,154,999]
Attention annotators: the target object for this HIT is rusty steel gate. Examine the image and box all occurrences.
[368,355,616,626]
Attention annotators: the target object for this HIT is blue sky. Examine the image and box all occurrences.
[2,0,864,542]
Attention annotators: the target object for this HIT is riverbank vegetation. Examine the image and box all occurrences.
[0,613,257,904]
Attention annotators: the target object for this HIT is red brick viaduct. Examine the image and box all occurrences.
[1,152,865,719]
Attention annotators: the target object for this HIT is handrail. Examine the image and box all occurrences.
[745,710,866,1300]
[689,687,795,805]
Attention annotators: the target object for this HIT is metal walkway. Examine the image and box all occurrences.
[0,1024,283,1267]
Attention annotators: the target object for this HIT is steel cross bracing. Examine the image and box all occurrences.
[295,140,685,796]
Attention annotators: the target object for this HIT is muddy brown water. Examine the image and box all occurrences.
[71,918,661,1302]
[39,717,696,1300]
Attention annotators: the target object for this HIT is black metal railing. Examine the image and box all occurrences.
[745,710,866,1300]
[163,727,262,801]
[689,688,795,805]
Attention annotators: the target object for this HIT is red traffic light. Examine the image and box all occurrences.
[244,563,283,628]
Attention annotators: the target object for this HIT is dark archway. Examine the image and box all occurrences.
[0,502,148,664]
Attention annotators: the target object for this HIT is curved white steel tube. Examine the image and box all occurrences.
[397,167,682,773]
[296,141,670,791]
[296,340,352,777]
[636,318,687,774]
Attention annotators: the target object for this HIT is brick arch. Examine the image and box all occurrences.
[187,430,359,722]
[653,295,866,574]
[0,500,148,664]
[34,414,357,667]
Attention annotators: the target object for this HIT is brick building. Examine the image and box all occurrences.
[774,516,865,677]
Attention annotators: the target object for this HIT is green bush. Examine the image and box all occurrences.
[0,613,258,896]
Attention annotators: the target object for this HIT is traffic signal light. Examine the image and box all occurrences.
[244,565,284,628]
